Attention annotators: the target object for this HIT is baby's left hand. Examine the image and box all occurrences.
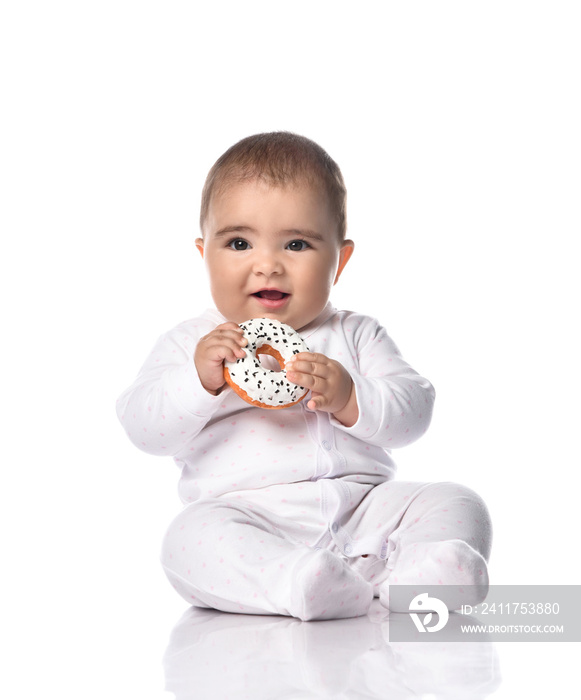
[286,352,358,427]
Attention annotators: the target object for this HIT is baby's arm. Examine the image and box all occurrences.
[344,318,435,448]
[289,315,435,449]
[116,322,228,456]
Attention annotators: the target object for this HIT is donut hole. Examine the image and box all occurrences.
[256,345,285,373]
[258,353,282,371]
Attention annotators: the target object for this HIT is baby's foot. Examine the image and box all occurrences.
[290,549,373,621]
[379,539,489,612]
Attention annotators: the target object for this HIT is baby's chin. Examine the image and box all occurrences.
[218,307,318,332]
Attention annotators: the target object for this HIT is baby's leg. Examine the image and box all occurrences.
[348,482,492,611]
[161,498,372,621]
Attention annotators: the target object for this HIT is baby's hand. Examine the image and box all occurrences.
[286,352,359,427]
[194,322,247,395]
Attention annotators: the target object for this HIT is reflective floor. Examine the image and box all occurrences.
[164,601,501,699]
[6,588,579,699]
[163,604,581,700]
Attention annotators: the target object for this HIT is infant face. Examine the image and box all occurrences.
[197,179,353,331]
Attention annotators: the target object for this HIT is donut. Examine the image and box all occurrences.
[223,318,309,409]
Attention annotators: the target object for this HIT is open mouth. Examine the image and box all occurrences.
[252,289,289,301]
[252,289,290,308]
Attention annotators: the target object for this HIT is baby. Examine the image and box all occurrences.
[117,132,492,620]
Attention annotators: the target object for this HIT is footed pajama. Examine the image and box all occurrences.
[161,480,491,620]
[118,304,492,620]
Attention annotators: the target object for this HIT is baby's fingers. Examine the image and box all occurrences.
[200,337,246,364]
[210,323,248,347]
[306,393,327,411]
[286,367,327,393]
[222,344,247,363]
[221,337,249,362]
[286,354,329,380]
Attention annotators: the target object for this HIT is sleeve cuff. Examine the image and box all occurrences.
[165,356,226,418]
[328,372,380,438]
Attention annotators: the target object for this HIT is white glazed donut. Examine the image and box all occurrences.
[223,318,309,409]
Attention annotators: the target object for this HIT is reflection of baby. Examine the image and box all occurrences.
[117,132,492,620]
[163,606,500,700]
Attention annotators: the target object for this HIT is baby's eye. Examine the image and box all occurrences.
[228,238,250,251]
[286,239,310,252]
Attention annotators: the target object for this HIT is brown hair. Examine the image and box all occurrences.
[200,132,347,239]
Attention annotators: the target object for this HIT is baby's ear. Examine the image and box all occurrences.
[334,240,354,284]
[195,238,205,259]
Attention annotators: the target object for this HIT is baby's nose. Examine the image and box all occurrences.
[252,250,284,276]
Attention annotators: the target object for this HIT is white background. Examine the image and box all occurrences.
[2,1,579,697]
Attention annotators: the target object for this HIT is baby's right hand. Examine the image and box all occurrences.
[194,322,247,395]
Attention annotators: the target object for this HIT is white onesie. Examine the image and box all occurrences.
[117,303,491,619]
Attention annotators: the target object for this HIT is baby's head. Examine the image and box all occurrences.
[196,132,354,331]
[200,132,348,241]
